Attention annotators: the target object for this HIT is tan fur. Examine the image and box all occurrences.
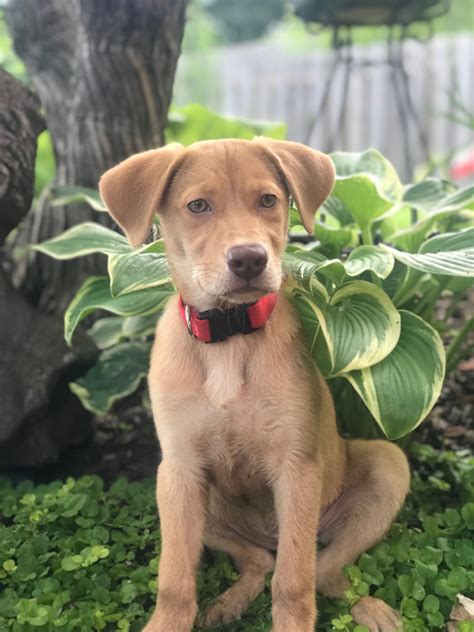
[100,138,410,632]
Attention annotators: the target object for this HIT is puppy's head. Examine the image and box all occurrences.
[100,138,334,309]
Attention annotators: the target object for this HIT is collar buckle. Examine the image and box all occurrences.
[178,293,277,343]
[198,304,255,343]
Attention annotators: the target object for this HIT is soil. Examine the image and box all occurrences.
[416,366,474,452]
[17,401,161,485]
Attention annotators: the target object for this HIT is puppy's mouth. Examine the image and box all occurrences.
[194,272,280,309]
[221,282,272,303]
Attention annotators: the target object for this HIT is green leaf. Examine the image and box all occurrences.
[284,247,395,286]
[344,246,395,279]
[167,104,286,145]
[70,342,151,415]
[313,221,356,251]
[444,508,461,527]
[108,251,171,297]
[50,185,106,212]
[345,311,446,438]
[61,555,83,571]
[461,502,474,528]
[34,222,131,259]
[61,493,87,517]
[383,227,474,277]
[3,559,17,573]
[64,277,172,345]
[122,313,160,338]
[283,252,331,297]
[387,184,474,251]
[291,281,401,376]
[87,317,124,350]
[405,181,474,214]
[321,193,355,226]
[284,249,347,286]
[420,226,474,253]
[447,568,470,591]
[403,178,457,208]
[330,149,403,230]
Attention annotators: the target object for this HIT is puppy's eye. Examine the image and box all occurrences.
[187,199,210,214]
[259,194,277,208]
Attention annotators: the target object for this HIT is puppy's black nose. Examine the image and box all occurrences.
[226,244,268,280]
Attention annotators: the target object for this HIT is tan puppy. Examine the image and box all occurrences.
[100,138,410,632]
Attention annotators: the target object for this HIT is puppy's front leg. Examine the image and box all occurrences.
[271,459,321,632]
[143,458,207,632]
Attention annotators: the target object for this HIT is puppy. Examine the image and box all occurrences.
[100,138,409,632]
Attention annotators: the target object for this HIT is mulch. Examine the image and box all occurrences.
[415,366,474,452]
[28,402,160,485]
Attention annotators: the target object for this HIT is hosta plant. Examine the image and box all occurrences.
[36,148,474,440]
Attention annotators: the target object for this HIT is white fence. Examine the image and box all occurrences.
[174,34,474,180]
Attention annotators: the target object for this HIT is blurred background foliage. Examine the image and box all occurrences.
[3,1,471,74]
[1,0,472,195]
[183,0,472,51]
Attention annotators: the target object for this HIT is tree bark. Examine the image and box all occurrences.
[0,1,188,465]
[0,68,44,242]
[0,69,97,466]
[6,0,188,312]
[0,269,98,467]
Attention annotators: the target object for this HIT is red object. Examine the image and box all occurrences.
[178,293,278,343]
[450,149,474,180]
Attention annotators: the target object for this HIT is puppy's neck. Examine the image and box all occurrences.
[190,292,296,407]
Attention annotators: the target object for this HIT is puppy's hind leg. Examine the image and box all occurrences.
[200,518,275,628]
[317,440,410,632]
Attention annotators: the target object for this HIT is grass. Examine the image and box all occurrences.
[0,443,473,631]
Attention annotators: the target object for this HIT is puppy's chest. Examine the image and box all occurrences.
[193,334,310,495]
[201,333,293,406]
[206,406,272,498]
[203,380,293,498]
[202,343,254,407]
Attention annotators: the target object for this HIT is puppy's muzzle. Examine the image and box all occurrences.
[226,244,268,281]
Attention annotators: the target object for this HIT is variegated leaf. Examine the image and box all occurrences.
[345,311,445,439]
[383,227,474,277]
[70,342,151,415]
[34,222,131,259]
[64,277,172,345]
[108,250,171,297]
[290,281,401,376]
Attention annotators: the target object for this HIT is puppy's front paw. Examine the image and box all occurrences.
[142,617,190,632]
[141,602,197,632]
[351,596,403,632]
[201,594,244,627]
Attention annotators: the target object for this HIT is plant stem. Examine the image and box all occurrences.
[360,224,383,286]
[413,285,441,320]
[361,224,373,246]
[397,431,416,452]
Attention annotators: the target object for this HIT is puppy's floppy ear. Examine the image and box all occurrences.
[253,137,335,234]
[99,143,184,248]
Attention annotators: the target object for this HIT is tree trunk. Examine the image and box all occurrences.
[0,1,188,465]
[6,0,188,312]
[0,268,98,467]
[0,68,44,243]
[0,69,98,466]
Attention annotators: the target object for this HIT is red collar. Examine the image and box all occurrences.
[178,293,278,343]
